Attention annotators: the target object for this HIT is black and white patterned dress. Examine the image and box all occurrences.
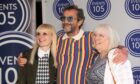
[35,54,50,84]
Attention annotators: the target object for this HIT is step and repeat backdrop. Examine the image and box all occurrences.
[0,0,140,84]
[0,0,35,84]
[42,0,140,83]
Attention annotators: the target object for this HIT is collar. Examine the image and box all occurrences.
[62,29,84,40]
[38,47,50,58]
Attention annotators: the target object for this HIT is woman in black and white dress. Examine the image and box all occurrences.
[17,24,57,84]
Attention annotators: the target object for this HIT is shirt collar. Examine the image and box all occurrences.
[38,47,50,58]
[62,29,84,40]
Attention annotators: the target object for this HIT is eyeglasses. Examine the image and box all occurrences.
[60,16,76,22]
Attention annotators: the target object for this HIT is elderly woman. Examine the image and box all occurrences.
[86,24,133,84]
[17,24,57,84]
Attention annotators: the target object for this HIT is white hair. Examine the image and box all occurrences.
[94,24,121,51]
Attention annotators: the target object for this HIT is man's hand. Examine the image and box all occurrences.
[17,53,27,67]
[113,47,128,64]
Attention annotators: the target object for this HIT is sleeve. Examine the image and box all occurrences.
[113,60,134,84]
[89,32,98,65]
[16,65,27,84]
[108,49,134,84]
[90,32,96,51]
[16,50,30,84]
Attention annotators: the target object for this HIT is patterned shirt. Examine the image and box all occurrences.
[35,55,50,84]
[35,48,50,84]
[56,30,96,84]
[86,56,107,84]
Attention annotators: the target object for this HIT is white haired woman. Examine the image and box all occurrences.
[86,24,133,84]
[17,24,57,84]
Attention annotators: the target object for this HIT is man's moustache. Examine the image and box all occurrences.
[63,23,71,26]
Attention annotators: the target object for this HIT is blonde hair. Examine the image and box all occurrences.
[29,24,57,67]
[94,24,121,51]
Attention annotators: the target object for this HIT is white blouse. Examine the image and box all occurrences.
[104,49,134,84]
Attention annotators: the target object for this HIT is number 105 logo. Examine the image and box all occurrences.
[125,29,140,57]
[132,67,140,84]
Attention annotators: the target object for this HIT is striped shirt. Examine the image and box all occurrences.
[56,29,96,84]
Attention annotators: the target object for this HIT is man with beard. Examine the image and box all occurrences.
[56,5,95,84]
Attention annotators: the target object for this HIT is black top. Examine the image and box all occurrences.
[16,49,57,84]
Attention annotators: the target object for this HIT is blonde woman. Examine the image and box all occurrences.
[17,24,57,84]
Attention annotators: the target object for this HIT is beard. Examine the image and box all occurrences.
[63,23,75,34]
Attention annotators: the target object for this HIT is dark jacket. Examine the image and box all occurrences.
[16,49,57,84]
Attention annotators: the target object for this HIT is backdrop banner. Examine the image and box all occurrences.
[0,0,36,84]
[42,0,140,84]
